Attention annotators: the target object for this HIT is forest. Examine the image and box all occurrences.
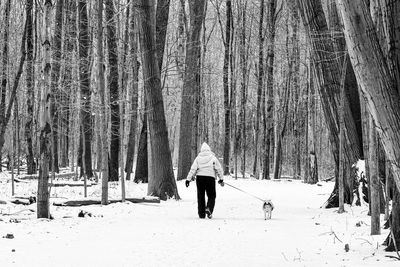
[0,0,400,262]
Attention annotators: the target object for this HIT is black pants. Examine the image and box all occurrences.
[196,176,216,218]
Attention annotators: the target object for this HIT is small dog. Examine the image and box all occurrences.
[262,200,274,220]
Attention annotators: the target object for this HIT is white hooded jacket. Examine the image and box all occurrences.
[186,143,223,181]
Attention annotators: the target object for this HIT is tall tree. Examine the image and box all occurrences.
[50,0,63,173]
[337,0,400,194]
[223,0,233,175]
[0,0,11,157]
[97,0,109,204]
[262,0,276,180]
[135,0,179,200]
[37,0,53,219]
[106,0,120,182]
[297,0,362,206]
[177,0,207,181]
[125,0,139,182]
[78,0,93,179]
[134,0,170,183]
[25,0,36,175]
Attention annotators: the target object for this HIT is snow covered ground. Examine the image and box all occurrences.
[0,171,399,267]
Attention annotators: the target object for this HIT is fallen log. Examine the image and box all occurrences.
[53,197,160,206]
[17,172,76,180]
[50,182,95,187]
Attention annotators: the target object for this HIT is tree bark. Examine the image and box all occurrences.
[306,59,318,184]
[337,0,400,193]
[297,0,362,207]
[253,0,264,179]
[106,0,120,182]
[125,0,139,182]
[262,0,276,180]
[135,0,171,183]
[50,0,63,174]
[177,0,207,181]
[135,0,179,200]
[223,0,233,175]
[369,116,381,235]
[25,0,36,175]
[97,0,109,205]
[37,0,53,219]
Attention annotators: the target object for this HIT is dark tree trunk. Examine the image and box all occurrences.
[78,0,93,179]
[297,0,362,207]
[177,0,207,181]
[106,0,120,182]
[134,118,148,183]
[262,0,276,180]
[338,0,400,193]
[134,0,171,183]
[97,0,109,204]
[50,0,63,174]
[253,0,264,179]
[135,0,179,199]
[25,0,36,175]
[0,0,11,157]
[223,0,232,175]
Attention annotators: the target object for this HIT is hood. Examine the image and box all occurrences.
[197,143,214,166]
[200,142,211,152]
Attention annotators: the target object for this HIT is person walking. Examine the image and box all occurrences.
[185,142,224,219]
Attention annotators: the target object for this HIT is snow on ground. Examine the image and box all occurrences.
[0,171,399,267]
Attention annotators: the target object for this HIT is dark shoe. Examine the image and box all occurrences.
[205,208,212,219]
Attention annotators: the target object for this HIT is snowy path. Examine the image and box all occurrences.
[0,177,399,266]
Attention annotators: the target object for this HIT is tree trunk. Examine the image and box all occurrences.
[125,1,139,182]
[239,2,248,178]
[262,0,276,180]
[306,58,318,184]
[135,0,179,200]
[337,0,400,193]
[223,0,232,175]
[297,0,362,207]
[177,0,207,181]
[37,0,53,219]
[134,0,171,183]
[97,0,109,205]
[252,0,264,179]
[369,116,381,235]
[50,0,63,174]
[25,0,36,175]
[106,0,120,182]
[0,1,11,149]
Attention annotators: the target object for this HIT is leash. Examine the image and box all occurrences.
[224,182,266,202]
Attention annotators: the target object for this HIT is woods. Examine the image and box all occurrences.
[0,0,399,255]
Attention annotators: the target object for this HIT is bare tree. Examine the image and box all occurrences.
[106,0,120,182]
[177,0,207,181]
[262,0,277,180]
[50,0,63,174]
[134,0,179,200]
[37,0,53,219]
[25,0,36,175]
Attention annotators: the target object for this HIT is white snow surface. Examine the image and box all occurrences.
[0,171,399,267]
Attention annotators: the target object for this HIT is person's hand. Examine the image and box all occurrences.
[218,179,224,187]
[185,180,190,187]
